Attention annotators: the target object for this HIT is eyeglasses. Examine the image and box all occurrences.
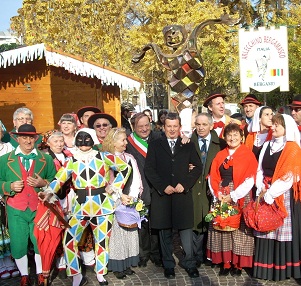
[16,117,32,122]
[290,107,301,112]
[95,123,109,128]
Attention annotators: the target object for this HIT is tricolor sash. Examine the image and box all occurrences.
[128,132,148,157]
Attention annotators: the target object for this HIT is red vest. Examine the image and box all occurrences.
[7,159,39,211]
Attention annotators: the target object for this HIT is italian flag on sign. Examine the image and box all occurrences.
[271,69,283,76]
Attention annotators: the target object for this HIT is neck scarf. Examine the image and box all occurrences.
[18,153,36,171]
[128,132,148,158]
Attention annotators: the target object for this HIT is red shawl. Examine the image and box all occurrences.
[272,141,301,215]
[210,144,258,208]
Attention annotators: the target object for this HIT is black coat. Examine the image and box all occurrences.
[126,130,162,206]
[144,135,202,229]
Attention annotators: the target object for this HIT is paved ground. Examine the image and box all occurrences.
[3,259,301,286]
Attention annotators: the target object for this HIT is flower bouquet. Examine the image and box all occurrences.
[115,198,148,229]
[205,201,241,231]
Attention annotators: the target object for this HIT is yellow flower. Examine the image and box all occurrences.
[136,202,144,212]
[228,206,233,210]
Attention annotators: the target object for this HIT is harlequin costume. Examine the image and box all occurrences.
[207,144,258,272]
[253,114,301,281]
[46,129,131,278]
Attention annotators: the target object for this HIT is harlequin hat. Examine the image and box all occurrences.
[11,124,40,136]
[203,93,226,108]
[88,113,118,129]
[288,94,301,108]
[76,106,101,124]
[240,94,262,106]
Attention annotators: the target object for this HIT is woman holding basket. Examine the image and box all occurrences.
[253,114,301,281]
[207,123,258,276]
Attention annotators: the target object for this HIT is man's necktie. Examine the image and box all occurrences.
[213,121,225,129]
[170,140,175,154]
[200,139,207,165]
[18,153,36,171]
[298,125,301,132]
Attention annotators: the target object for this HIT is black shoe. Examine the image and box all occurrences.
[113,271,126,279]
[79,276,88,286]
[204,260,212,267]
[99,280,108,286]
[230,268,242,277]
[138,258,148,267]
[218,267,231,276]
[124,268,135,275]
[58,269,67,279]
[164,268,175,279]
[196,260,202,268]
[185,267,199,278]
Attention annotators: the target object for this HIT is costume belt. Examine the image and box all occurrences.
[76,187,106,204]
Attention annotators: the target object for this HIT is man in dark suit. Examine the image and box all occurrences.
[126,112,162,267]
[144,113,202,279]
[190,113,227,267]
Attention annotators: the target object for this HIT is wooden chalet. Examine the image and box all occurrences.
[0,43,142,132]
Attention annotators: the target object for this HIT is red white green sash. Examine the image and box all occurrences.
[128,132,148,158]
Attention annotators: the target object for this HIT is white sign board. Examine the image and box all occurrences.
[239,26,289,93]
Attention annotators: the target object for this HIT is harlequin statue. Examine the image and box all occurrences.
[132,14,239,113]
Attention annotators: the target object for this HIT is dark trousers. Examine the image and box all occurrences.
[138,217,161,261]
[192,231,208,263]
[159,228,195,269]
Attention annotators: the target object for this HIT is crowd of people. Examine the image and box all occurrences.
[1,92,301,286]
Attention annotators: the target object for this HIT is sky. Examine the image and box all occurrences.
[0,0,23,32]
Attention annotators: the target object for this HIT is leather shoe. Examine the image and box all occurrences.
[113,271,126,279]
[124,268,135,275]
[218,267,231,276]
[164,268,175,279]
[99,280,108,286]
[20,275,32,286]
[138,258,148,267]
[185,267,199,278]
[79,276,88,286]
[230,268,242,277]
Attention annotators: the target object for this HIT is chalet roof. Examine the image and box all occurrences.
[0,43,142,90]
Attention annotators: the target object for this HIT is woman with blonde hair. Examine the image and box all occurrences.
[102,128,144,279]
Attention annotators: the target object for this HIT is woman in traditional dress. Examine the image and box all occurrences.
[207,123,258,276]
[58,113,78,154]
[253,113,301,281]
[102,128,143,279]
[245,106,274,159]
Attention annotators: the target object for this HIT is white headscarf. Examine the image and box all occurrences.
[282,114,300,146]
[74,128,100,146]
[247,106,265,133]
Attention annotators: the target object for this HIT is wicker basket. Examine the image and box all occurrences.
[213,224,238,232]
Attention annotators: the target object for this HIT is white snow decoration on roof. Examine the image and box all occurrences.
[0,43,141,90]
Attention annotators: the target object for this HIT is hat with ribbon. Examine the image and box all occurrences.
[240,94,262,106]
[88,113,118,129]
[76,106,101,124]
[288,94,301,108]
[11,124,40,136]
[203,93,226,108]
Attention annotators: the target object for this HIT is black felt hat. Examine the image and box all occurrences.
[76,106,101,124]
[288,94,301,107]
[11,124,40,136]
[88,113,118,129]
